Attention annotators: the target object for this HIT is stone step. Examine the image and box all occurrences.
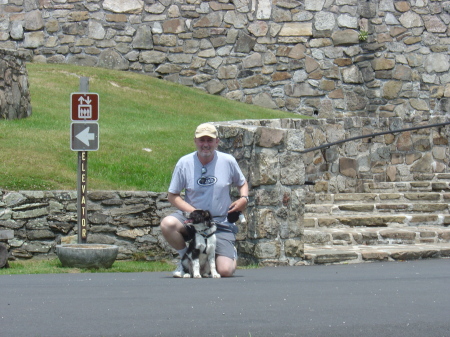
[304,226,450,246]
[309,192,450,205]
[302,176,450,265]
[304,214,450,228]
[306,202,450,215]
[304,242,450,265]
[363,180,450,193]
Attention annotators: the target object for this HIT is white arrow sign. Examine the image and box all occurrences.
[75,126,95,146]
[71,122,99,151]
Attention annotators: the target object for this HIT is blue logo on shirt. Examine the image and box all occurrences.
[197,176,217,186]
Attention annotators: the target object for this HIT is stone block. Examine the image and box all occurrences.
[439,231,450,241]
[379,230,416,242]
[339,158,358,178]
[284,239,303,257]
[250,148,279,186]
[0,230,14,241]
[339,204,375,212]
[255,187,281,206]
[411,204,448,212]
[361,250,389,261]
[248,208,280,239]
[404,193,440,201]
[280,153,305,185]
[315,252,359,264]
[27,229,56,240]
[254,240,281,259]
[303,218,316,228]
[279,22,312,36]
[334,193,376,202]
[358,232,379,245]
[22,242,52,253]
[103,0,144,14]
[303,230,331,244]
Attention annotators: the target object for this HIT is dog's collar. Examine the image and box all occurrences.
[198,229,215,238]
[198,225,216,238]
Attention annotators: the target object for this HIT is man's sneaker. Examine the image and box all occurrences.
[172,261,184,278]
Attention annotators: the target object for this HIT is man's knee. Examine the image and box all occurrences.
[216,256,236,277]
[160,216,188,250]
[161,216,181,233]
[217,265,235,277]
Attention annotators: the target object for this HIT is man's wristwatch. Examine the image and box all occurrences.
[240,196,249,203]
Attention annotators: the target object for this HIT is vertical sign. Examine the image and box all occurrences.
[71,78,100,244]
[78,151,88,242]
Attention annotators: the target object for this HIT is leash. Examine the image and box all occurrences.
[198,226,216,239]
[196,226,216,254]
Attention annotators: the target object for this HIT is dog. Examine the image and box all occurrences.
[180,210,220,278]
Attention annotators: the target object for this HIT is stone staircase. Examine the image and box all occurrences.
[303,173,450,265]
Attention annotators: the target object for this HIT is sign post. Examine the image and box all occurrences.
[71,78,99,243]
[78,151,88,242]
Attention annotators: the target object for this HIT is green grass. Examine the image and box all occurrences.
[0,258,175,275]
[0,63,300,192]
[0,258,260,275]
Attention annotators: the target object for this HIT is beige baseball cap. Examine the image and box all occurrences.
[195,123,218,138]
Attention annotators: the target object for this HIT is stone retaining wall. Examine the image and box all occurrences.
[300,115,450,199]
[1,0,450,117]
[2,116,447,264]
[0,190,176,261]
[0,116,450,265]
[0,118,307,266]
[216,120,305,265]
[0,48,32,119]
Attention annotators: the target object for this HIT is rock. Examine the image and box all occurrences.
[103,0,144,14]
[97,49,130,70]
[24,10,44,31]
[399,11,423,28]
[279,22,313,36]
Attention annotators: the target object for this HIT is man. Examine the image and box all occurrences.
[160,123,249,277]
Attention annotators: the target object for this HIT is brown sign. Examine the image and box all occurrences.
[71,93,99,121]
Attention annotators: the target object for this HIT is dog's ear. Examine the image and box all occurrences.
[202,210,212,227]
[203,210,212,219]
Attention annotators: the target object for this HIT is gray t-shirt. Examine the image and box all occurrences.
[168,150,246,223]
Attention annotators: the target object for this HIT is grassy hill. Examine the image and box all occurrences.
[0,63,300,192]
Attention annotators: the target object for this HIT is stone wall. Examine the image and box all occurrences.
[2,116,447,264]
[0,48,32,119]
[300,115,450,198]
[216,120,305,265]
[0,190,176,261]
[1,0,450,117]
[0,119,307,266]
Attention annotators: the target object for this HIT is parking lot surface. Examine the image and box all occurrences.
[1,259,449,337]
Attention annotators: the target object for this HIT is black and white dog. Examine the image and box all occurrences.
[181,210,220,278]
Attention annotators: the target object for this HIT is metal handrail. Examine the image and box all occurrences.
[300,121,450,154]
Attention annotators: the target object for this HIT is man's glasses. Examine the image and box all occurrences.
[199,167,207,184]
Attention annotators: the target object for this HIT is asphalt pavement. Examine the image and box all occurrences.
[1,259,449,337]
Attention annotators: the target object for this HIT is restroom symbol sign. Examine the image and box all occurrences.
[71,93,99,121]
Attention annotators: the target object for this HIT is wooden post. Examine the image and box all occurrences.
[77,77,89,244]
